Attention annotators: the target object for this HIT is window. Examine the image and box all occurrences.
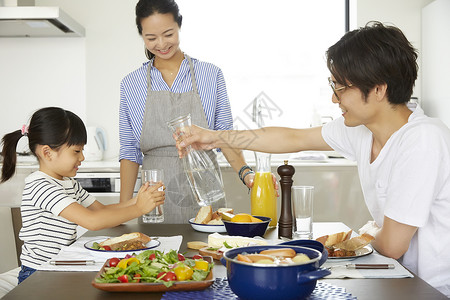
[179,0,347,130]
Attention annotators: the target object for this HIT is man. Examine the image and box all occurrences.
[177,22,450,296]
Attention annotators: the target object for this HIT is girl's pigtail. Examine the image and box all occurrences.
[1,130,24,183]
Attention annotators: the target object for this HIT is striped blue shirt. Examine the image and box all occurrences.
[119,56,233,164]
[19,171,96,269]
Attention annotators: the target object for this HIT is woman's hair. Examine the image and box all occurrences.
[326,21,418,104]
[1,107,87,183]
[135,0,183,60]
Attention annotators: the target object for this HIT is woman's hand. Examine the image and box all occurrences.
[135,181,165,215]
[245,172,279,197]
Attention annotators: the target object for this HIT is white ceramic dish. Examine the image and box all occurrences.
[328,245,373,261]
[189,218,227,233]
[84,238,160,253]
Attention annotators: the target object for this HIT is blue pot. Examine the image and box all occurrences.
[221,245,331,300]
[279,239,328,266]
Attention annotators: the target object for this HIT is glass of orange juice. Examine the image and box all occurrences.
[251,152,277,227]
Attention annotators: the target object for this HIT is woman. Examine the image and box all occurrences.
[119,0,254,223]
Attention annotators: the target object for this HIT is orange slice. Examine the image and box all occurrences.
[231,213,252,223]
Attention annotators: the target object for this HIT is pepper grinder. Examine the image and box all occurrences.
[277,160,295,239]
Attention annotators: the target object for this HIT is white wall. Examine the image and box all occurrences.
[421,0,450,127]
[0,0,142,161]
[356,0,435,103]
[0,0,437,160]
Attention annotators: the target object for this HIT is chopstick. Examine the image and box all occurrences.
[49,260,96,265]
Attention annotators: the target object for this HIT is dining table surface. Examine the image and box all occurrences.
[3,222,447,300]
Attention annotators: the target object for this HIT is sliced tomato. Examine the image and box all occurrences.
[157,271,177,282]
[102,245,111,251]
[192,254,203,260]
[149,253,156,260]
[177,253,185,261]
[117,275,129,283]
[109,257,120,267]
[134,273,141,283]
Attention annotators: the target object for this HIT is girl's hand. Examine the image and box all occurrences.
[135,181,165,215]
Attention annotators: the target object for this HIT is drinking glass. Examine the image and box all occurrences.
[291,186,314,239]
[141,169,164,223]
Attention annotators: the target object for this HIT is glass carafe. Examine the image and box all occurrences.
[251,152,277,227]
[167,114,225,206]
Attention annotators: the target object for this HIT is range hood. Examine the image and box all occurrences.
[0,0,85,37]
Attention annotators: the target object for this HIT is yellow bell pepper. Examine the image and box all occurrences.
[173,264,193,281]
[194,260,209,271]
[117,257,140,269]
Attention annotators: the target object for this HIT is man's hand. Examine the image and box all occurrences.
[176,125,218,157]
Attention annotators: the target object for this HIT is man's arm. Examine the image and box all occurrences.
[180,126,332,154]
[371,216,417,259]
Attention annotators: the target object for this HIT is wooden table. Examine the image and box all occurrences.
[3,223,447,300]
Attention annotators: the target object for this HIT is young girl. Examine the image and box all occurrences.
[0,107,165,284]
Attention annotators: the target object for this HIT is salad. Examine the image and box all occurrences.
[95,249,212,288]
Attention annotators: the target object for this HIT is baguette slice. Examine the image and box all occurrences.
[217,208,234,214]
[187,241,208,250]
[207,218,224,225]
[333,233,374,251]
[99,232,151,251]
[316,230,352,248]
[194,206,213,224]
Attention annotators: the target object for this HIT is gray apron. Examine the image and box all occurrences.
[140,55,226,223]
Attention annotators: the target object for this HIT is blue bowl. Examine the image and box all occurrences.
[221,245,331,300]
[222,216,271,237]
[279,239,328,266]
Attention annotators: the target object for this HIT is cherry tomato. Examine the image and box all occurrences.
[134,273,141,283]
[109,257,120,267]
[192,254,203,260]
[177,253,185,261]
[149,253,156,260]
[102,245,111,251]
[157,271,177,282]
[117,275,129,283]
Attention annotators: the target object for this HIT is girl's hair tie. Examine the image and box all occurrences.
[21,125,29,136]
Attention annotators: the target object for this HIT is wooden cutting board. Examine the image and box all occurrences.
[199,247,223,260]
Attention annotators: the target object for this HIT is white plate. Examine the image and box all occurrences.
[84,238,160,253]
[189,218,227,233]
[328,246,373,261]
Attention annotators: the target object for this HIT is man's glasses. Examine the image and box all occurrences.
[328,77,352,101]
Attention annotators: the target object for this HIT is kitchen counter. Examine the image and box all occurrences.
[2,222,446,300]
